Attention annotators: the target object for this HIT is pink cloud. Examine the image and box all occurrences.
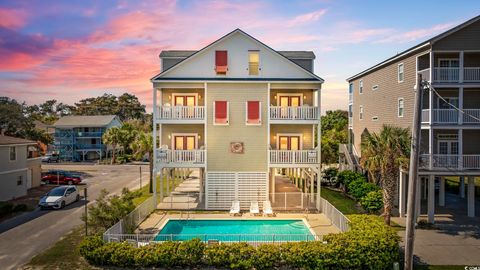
[377,23,455,43]
[0,8,27,29]
[287,9,327,27]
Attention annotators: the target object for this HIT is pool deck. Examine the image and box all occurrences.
[136,211,340,237]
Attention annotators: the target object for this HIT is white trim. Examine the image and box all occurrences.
[398,63,405,83]
[267,83,271,169]
[204,82,208,171]
[171,133,199,150]
[276,133,303,150]
[154,80,323,84]
[212,101,229,126]
[245,101,262,126]
[359,79,363,94]
[0,167,27,175]
[276,93,303,106]
[398,97,405,118]
[0,143,36,147]
[171,93,199,106]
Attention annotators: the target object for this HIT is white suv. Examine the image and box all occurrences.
[39,186,80,209]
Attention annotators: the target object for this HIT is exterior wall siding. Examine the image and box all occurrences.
[433,20,480,51]
[206,83,268,171]
[0,145,28,172]
[0,170,28,201]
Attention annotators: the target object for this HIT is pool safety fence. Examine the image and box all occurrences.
[103,233,323,246]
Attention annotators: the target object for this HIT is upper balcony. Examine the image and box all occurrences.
[418,52,480,83]
[76,131,103,138]
[420,154,480,171]
[156,106,205,123]
[422,109,480,124]
[269,106,319,123]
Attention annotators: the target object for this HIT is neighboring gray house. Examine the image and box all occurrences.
[52,115,122,161]
[0,135,41,201]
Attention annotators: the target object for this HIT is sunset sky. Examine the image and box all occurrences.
[0,0,479,113]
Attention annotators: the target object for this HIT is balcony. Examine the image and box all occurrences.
[156,106,205,123]
[76,132,103,137]
[269,150,318,166]
[420,154,480,170]
[430,67,480,83]
[156,149,205,167]
[269,106,319,123]
[75,144,104,150]
[422,109,480,124]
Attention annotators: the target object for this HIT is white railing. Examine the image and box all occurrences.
[434,67,459,82]
[156,149,205,165]
[269,106,319,121]
[432,109,458,123]
[463,109,480,123]
[104,196,155,241]
[269,150,318,164]
[464,67,480,82]
[348,93,353,103]
[320,197,350,232]
[421,109,430,123]
[419,154,480,170]
[156,106,205,121]
[417,68,431,82]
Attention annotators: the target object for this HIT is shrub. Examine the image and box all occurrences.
[337,170,366,192]
[0,202,13,216]
[360,190,384,213]
[12,204,28,212]
[78,236,104,263]
[177,238,205,266]
[109,242,136,267]
[322,167,339,186]
[205,242,255,269]
[347,178,379,200]
[253,244,281,270]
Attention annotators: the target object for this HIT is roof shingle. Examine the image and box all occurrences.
[53,115,119,128]
[0,135,36,146]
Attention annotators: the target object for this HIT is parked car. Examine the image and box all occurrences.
[41,171,82,185]
[41,154,60,163]
[38,186,80,209]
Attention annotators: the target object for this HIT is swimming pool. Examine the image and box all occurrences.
[155,219,315,242]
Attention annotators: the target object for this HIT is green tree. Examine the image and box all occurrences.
[73,93,146,121]
[360,125,410,225]
[320,110,348,164]
[119,123,138,156]
[131,132,154,193]
[117,93,146,121]
[103,127,123,164]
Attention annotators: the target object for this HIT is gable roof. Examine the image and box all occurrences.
[347,14,480,81]
[0,135,36,146]
[160,50,316,60]
[53,115,120,128]
[152,29,323,82]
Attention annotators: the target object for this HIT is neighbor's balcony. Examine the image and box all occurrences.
[75,144,104,150]
[420,154,480,170]
[269,106,319,123]
[76,132,103,137]
[430,67,480,82]
[422,109,480,124]
[156,149,205,167]
[156,106,205,123]
[269,150,318,166]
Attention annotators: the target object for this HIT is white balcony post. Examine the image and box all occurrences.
[428,52,434,170]
[439,176,445,207]
[427,175,435,224]
[459,51,464,83]
[459,129,463,170]
[468,176,475,217]
[459,87,463,125]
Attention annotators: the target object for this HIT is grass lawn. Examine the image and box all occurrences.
[414,265,465,270]
[320,187,363,215]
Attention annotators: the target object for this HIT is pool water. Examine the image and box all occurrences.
[155,219,315,242]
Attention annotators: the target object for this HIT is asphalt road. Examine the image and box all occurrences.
[0,164,149,270]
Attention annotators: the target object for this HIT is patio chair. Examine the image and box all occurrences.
[229,200,240,216]
[263,200,275,217]
[250,201,260,216]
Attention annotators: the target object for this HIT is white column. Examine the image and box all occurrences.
[459,87,464,125]
[271,168,275,203]
[165,168,170,196]
[399,170,407,217]
[459,129,463,170]
[459,51,464,83]
[429,51,434,170]
[460,176,465,198]
[468,176,475,217]
[310,171,314,203]
[439,176,445,207]
[152,168,157,209]
[428,175,435,224]
[316,171,321,210]
[199,168,203,203]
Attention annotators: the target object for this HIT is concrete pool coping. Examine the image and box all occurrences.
[137,212,340,236]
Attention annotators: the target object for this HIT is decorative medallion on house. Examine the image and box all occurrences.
[230,142,244,154]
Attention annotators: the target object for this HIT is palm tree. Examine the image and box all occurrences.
[131,132,153,193]
[103,127,122,164]
[360,125,410,225]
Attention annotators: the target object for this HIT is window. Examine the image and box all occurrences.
[215,50,228,74]
[398,63,404,82]
[248,50,259,75]
[174,135,196,150]
[213,101,229,125]
[372,85,379,91]
[359,80,363,94]
[398,98,405,117]
[246,101,261,125]
[9,146,16,161]
[348,83,353,103]
[278,135,301,150]
[17,176,22,186]
[359,106,364,120]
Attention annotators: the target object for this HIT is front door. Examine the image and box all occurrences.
[278,135,301,150]
[174,95,196,106]
[174,135,196,150]
[438,139,459,168]
[279,96,301,119]
[438,59,460,81]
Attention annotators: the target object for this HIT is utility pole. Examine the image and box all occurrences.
[84,187,88,236]
[404,74,424,270]
[140,166,142,188]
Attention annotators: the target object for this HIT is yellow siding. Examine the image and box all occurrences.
[206,83,268,171]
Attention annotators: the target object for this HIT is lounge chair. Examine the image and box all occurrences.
[250,201,260,216]
[263,200,274,217]
[229,201,240,216]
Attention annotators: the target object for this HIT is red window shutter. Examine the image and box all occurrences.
[215,51,228,73]
[247,101,260,123]
[215,101,228,123]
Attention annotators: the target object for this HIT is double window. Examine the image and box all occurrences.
[213,100,262,126]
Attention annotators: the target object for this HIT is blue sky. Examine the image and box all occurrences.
[0,0,478,112]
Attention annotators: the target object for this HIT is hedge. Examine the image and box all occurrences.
[80,215,399,269]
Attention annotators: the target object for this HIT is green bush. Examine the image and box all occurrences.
[347,178,379,200]
[337,170,366,191]
[12,204,28,212]
[0,202,13,216]
[80,216,400,269]
[322,167,339,186]
[360,190,384,213]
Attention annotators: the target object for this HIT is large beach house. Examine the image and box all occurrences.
[151,29,323,210]
[341,15,480,222]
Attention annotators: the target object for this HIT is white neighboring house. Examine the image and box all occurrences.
[0,135,42,201]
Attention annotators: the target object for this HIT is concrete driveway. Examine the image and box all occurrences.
[0,164,149,270]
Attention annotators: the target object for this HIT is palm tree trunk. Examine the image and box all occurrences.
[382,169,398,225]
[149,153,153,193]
[111,145,116,165]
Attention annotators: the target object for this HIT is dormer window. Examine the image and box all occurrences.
[215,50,228,74]
[248,50,259,75]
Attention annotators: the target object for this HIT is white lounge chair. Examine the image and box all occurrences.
[263,200,274,217]
[230,201,240,216]
[250,201,260,216]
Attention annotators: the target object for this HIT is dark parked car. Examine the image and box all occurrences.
[41,171,82,185]
[42,154,60,163]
